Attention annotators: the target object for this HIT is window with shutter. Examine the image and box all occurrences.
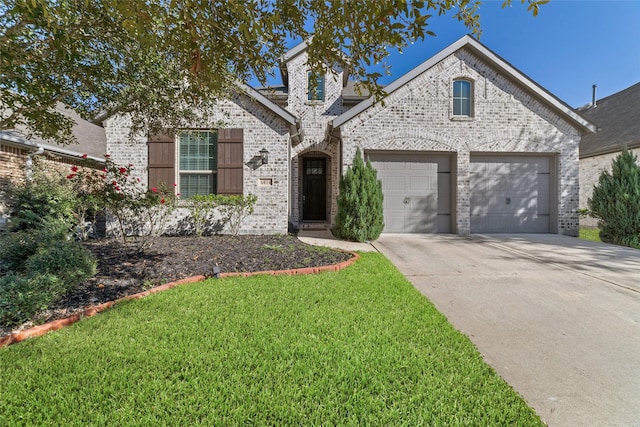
[174,129,243,198]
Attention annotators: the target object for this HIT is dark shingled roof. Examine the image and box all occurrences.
[578,82,640,158]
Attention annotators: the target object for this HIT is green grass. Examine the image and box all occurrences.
[580,227,602,242]
[0,253,542,426]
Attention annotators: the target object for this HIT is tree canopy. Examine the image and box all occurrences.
[0,0,548,144]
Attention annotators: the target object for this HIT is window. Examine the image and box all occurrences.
[307,72,325,101]
[452,79,473,117]
[179,130,217,198]
[148,128,243,198]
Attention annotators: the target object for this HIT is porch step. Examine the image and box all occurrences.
[299,222,331,231]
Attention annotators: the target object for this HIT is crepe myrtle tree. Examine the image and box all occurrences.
[0,0,549,144]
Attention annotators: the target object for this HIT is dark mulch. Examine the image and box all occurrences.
[1,235,352,338]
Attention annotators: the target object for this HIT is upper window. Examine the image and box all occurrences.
[452,79,473,117]
[307,72,325,101]
[178,130,217,198]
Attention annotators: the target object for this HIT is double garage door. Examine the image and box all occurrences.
[368,152,551,234]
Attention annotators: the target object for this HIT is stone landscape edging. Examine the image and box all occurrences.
[0,251,360,349]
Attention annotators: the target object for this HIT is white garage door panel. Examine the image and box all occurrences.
[470,155,551,233]
[368,153,451,233]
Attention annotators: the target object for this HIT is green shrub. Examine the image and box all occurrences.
[8,165,77,231]
[25,238,96,285]
[333,147,384,242]
[186,194,257,236]
[0,273,61,326]
[0,220,70,273]
[188,194,219,236]
[216,194,257,236]
[588,149,640,248]
[0,220,96,326]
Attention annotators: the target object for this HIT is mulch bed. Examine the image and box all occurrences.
[1,235,353,339]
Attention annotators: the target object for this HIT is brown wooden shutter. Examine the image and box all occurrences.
[217,129,243,195]
[148,133,175,189]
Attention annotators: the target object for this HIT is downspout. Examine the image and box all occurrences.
[26,146,45,182]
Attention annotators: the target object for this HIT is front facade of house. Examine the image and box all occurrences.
[104,35,594,236]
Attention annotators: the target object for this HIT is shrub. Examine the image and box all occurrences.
[185,194,257,236]
[8,164,77,231]
[333,147,384,242]
[0,219,96,326]
[188,194,220,236]
[0,273,61,326]
[0,219,71,273]
[217,194,257,236]
[25,238,96,285]
[588,149,640,248]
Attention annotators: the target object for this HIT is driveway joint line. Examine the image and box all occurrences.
[478,238,640,295]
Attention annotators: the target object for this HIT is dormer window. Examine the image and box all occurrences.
[307,72,325,101]
[452,79,473,117]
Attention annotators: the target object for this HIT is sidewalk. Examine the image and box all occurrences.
[297,229,377,252]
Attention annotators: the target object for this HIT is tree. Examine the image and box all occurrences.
[588,149,640,249]
[1,0,548,144]
[333,147,384,242]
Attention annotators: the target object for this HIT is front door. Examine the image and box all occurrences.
[302,157,327,221]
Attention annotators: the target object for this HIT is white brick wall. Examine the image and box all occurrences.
[339,49,582,236]
[104,92,292,235]
[104,46,585,237]
[285,51,347,228]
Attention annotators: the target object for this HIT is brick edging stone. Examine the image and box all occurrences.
[0,251,360,349]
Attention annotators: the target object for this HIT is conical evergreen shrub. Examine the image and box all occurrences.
[588,149,640,248]
[333,147,384,242]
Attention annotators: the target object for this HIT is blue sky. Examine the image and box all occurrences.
[258,0,640,108]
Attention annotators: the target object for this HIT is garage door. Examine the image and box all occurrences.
[470,155,550,233]
[368,153,451,233]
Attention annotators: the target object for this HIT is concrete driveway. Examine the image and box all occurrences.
[372,234,640,427]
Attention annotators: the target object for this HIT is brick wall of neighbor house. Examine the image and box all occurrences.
[579,149,639,228]
[104,92,292,234]
[285,51,347,227]
[339,48,583,236]
[0,143,26,229]
[0,144,98,230]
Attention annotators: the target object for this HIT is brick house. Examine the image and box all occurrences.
[104,35,595,236]
[0,106,106,229]
[577,82,640,227]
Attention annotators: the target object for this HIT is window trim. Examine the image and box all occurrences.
[451,78,474,120]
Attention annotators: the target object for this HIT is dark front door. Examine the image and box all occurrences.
[303,157,327,221]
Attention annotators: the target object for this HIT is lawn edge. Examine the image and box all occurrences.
[0,251,360,349]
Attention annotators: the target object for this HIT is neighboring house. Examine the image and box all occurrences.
[0,105,106,229]
[104,35,595,236]
[577,82,640,227]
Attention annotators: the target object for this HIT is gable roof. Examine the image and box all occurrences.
[332,35,596,134]
[578,82,640,158]
[237,82,297,125]
[0,103,106,162]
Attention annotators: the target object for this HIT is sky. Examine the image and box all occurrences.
[256,0,640,109]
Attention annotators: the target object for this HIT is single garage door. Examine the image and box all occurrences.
[470,155,551,233]
[368,152,451,233]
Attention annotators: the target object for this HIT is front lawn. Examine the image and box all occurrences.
[580,227,602,242]
[0,253,542,426]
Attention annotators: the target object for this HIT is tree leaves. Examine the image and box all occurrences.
[1,0,548,143]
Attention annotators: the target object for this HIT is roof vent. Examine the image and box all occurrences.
[592,84,597,108]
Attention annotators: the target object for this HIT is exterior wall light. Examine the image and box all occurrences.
[259,147,269,165]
